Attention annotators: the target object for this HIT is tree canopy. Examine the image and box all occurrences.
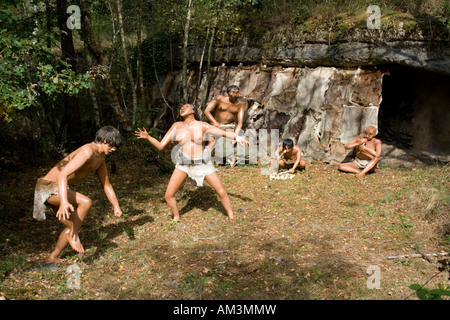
[0,6,94,122]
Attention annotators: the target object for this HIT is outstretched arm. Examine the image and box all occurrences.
[205,123,249,146]
[135,124,177,151]
[96,161,122,217]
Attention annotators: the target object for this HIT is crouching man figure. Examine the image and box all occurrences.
[276,138,306,173]
[33,126,123,264]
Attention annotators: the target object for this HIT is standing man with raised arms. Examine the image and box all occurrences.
[135,104,249,222]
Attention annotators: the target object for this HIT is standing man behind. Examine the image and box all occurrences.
[338,126,382,178]
[33,126,123,264]
[204,85,245,165]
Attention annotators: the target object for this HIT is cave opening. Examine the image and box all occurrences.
[378,66,450,162]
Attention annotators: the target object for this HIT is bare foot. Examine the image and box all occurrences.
[66,233,85,253]
[45,257,64,264]
[355,172,365,179]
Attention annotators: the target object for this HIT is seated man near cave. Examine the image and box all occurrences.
[32,126,123,265]
[337,126,382,178]
[276,138,306,173]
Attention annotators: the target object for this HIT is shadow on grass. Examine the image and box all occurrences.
[144,232,359,300]
[178,187,254,219]
[81,214,155,264]
[0,207,155,272]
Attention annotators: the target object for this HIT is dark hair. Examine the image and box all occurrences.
[282,138,294,149]
[226,85,239,94]
[95,126,123,148]
[188,104,201,121]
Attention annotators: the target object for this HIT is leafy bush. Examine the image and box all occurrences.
[409,258,450,300]
[0,9,94,122]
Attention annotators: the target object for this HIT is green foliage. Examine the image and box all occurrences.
[409,283,450,300]
[399,214,415,229]
[0,9,94,122]
[0,255,27,279]
[292,4,311,26]
[444,1,450,17]
[409,258,450,300]
[311,264,323,282]
[136,31,178,85]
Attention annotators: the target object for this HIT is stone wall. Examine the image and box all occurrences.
[150,64,387,165]
[148,21,449,166]
[149,62,450,166]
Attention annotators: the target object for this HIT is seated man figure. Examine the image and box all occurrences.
[338,126,382,178]
[276,138,306,173]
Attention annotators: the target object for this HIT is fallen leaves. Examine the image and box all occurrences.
[1,161,449,300]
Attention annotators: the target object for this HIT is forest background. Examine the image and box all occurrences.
[0,0,449,301]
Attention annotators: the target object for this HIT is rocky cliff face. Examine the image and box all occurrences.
[193,19,450,75]
[149,23,450,166]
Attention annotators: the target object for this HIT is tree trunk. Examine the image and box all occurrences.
[182,0,194,104]
[116,0,139,126]
[194,26,209,107]
[201,0,221,109]
[90,84,101,128]
[78,0,132,133]
[136,0,149,124]
[152,43,175,123]
[44,0,52,48]
[56,0,82,146]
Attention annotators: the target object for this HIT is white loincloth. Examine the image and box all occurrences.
[213,123,236,162]
[353,158,370,169]
[174,148,217,187]
[176,162,217,186]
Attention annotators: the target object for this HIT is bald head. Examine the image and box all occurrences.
[367,126,376,133]
[364,126,377,140]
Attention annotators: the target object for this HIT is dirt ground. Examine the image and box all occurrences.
[0,155,448,300]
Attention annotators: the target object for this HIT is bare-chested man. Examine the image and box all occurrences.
[33,126,123,264]
[276,139,306,173]
[204,85,245,165]
[338,126,382,178]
